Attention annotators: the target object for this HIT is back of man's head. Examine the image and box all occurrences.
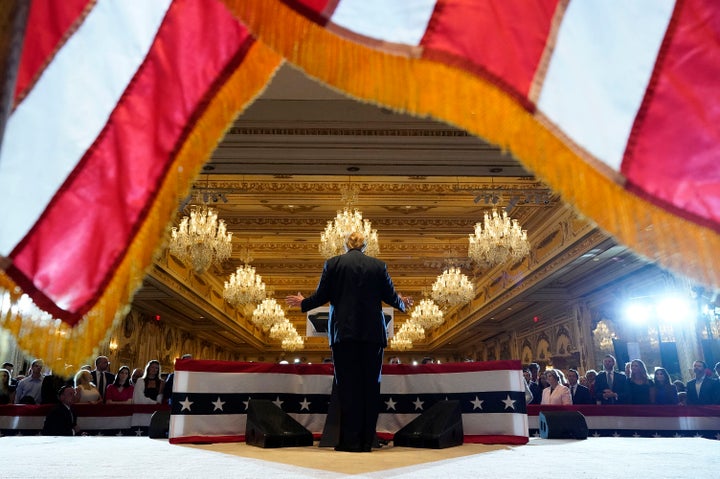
[345,232,366,251]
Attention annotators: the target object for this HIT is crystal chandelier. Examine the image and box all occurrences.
[398,319,425,342]
[223,264,266,306]
[431,267,474,307]
[390,334,413,351]
[251,298,285,331]
[269,318,295,340]
[282,333,305,351]
[319,208,379,258]
[411,299,444,329]
[170,205,232,273]
[468,209,530,266]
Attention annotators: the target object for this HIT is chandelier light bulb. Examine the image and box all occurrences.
[468,209,530,267]
[169,205,232,273]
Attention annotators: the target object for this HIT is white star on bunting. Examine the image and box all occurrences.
[385,397,397,411]
[470,396,484,410]
[299,397,311,411]
[243,396,251,410]
[273,396,284,409]
[413,397,424,410]
[501,395,516,410]
[180,396,193,411]
[212,397,225,411]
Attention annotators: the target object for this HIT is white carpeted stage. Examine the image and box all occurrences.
[2,436,718,478]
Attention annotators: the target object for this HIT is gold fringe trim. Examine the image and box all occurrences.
[224,0,720,288]
[0,40,283,374]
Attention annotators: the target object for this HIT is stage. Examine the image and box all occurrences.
[1,435,717,478]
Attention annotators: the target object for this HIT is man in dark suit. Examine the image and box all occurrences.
[91,355,114,401]
[42,385,78,436]
[286,231,411,453]
[686,360,720,405]
[567,368,593,404]
[594,354,629,404]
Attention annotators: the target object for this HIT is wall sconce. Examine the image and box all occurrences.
[109,338,118,351]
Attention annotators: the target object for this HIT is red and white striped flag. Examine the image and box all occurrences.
[227,0,720,287]
[0,0,282,369]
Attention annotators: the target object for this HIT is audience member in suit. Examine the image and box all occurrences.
[42,385,78,436]
[91,355,115,401]
[540,369,572,405]
[163,354,192,405]
[527,363,542,405]
[286,231,411,453]
[594,354,629,404]
[105,366,135,404]
[628,359,653,405]
[686,360,720,405]
[567,369,593,404]
[652,367,678,405]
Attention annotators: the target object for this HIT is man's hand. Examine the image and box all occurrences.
[285,292,304,307]
[400,294,414,309]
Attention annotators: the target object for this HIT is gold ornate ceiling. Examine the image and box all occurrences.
[130,65,654,358]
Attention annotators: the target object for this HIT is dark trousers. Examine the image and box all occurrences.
[331,341,383,450]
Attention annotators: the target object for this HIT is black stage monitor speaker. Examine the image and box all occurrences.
[393,400,464,449]
[538,410,588,439]
[245,399,314,448]
[148,409,170,439]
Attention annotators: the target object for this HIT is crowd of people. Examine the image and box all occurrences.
[523,354,720,406]
[1,357,175,407]
[0,356,189,435]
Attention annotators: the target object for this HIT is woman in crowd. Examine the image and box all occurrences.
[74,369,102,404]
[652,367,678,405]
[628,359,653,404]
[541,369,572,405]
[105,366,134,404]
[132,360,164,404]
[0,368,14,404]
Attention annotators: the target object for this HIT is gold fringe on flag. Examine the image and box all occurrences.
[223,0,720,289]
[0,40,283,374]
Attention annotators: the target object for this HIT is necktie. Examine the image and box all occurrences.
[571,385,576,396]
[608,372,613,389]
[98,373,104,397]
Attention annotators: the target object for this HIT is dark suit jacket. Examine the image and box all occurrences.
[42,404,76,436]
[301,249,406,347]
[569,384,594,404]
[686,377,720,405]
[91,370,115,399]
[594,370,629,404]
[528,381,542,405]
